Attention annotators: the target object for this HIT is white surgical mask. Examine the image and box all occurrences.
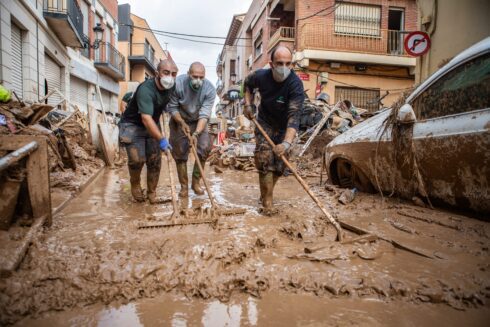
[160,76,175,89]
[272,65,291,82]
[190,78,203,90]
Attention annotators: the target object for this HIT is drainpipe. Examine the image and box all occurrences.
[35,0,40,100]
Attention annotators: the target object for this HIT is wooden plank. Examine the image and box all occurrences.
[98,123,118,167]
[339,219,434,259]
[0,213,47,276]
[0,135,52,226]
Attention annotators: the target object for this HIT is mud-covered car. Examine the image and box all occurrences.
[325,37,490,215]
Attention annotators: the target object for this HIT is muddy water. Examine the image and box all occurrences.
[1,164,490,325]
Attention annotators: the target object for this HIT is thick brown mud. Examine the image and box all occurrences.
[1,164,489,325]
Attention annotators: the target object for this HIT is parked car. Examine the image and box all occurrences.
[325,37,490,215]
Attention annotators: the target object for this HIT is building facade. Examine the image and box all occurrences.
[117,3,170,109]
[415,0,490,83]
[216,14,245,118]
[0,0,124,114]
[218,0,418,118]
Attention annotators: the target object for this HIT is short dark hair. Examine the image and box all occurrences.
[270,46,293,61]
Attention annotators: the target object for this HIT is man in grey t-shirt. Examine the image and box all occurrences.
[167,62,216,197]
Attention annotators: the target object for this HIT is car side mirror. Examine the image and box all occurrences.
[397,104,416,124]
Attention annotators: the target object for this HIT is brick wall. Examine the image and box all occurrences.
[296,0,418,52]
[251,8,271,70]
[100,0,118,21]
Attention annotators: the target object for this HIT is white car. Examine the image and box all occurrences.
[325,37,490,215]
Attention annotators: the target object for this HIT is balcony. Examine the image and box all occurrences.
[128,43,159,72]
[43,0,84,47]
[268,27,295,51]
[94,42,125,81]
[296,23,416,67]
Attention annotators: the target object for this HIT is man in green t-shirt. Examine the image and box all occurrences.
[119,59,177,203]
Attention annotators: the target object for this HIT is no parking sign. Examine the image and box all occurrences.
[404,31,431,57]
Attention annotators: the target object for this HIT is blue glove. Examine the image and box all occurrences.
[159,138,172,152]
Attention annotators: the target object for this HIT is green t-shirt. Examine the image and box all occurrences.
[121,78,173,126]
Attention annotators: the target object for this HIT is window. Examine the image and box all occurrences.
[334,2,381,36]
[254,30,263,58]
[230,59,236,75]
[412,53,490,120]
[335,87,380,112]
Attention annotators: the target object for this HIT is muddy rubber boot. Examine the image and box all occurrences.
[191,159,205,195]
[259,172,276,216]
[129,168,145,202]
[147,170,168,204]
[176,162,189,198]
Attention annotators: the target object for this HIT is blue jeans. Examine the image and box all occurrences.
[119,122,161,176]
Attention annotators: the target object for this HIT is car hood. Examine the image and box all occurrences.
[327,109,392,148]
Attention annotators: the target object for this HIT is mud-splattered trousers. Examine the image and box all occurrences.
[254,119,289,175]
[169,118,211,163]
[119,122,161,177]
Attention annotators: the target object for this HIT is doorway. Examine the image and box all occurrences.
[388,8,404,54]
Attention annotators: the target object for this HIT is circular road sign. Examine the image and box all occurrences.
[404,31,431,57]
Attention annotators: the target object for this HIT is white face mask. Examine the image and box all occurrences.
[160,76,175,89]
[272,65,291,82]
[190,77,204,90]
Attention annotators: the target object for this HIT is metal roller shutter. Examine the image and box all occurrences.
[11,24,23,98]
[45,54,63,106]
[70,75,88,113]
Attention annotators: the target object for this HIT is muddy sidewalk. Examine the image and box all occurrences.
[1,166,489,325]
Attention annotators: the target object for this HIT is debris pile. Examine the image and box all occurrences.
[0,100,104,194]
[208,142,256,172]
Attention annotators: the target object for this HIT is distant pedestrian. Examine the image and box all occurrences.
[167,62,216,197]
[243,46,304,215]
[118,59,178,203]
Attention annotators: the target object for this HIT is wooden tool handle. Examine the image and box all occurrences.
[252,118,343,241]
[184,131,217,209]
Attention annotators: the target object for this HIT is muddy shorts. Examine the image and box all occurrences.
[169,118,211,162]
[119,122,161,173]
[254,122,288,175]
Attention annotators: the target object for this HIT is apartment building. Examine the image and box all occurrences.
[117,3,170,108]
[0,0,124,114]
[218,0,418,118]
[216,14,245,118]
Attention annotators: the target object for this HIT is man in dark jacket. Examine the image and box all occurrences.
[119,59,177,203]
[243,46,304,215]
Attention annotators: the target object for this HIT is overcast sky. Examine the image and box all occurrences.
[120,0,252,87]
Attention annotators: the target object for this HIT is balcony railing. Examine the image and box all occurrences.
[43,0,84,47]
[94,42,125,80]
[129,43,159,71]
[299,23,407,56]
[268,26,295,50]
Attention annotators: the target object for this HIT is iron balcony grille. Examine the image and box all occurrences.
[43,0,84,43]
[95,42,125,78]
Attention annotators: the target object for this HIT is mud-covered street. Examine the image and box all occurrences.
[2,162,489,326]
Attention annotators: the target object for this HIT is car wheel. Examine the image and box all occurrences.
[335,158,375,193]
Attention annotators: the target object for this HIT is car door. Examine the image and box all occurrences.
[410,52,490,214]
